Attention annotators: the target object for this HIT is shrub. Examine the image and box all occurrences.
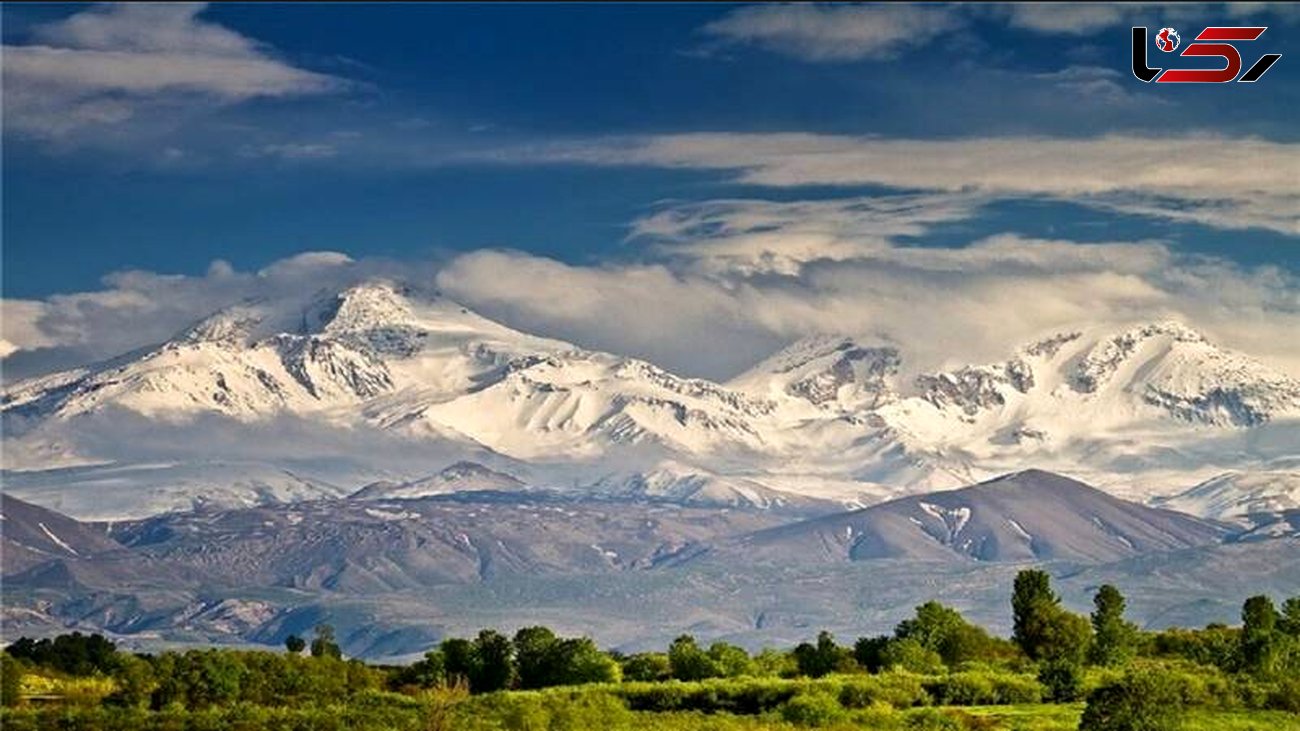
[1037,660,1084,703]
[780,691,844,727]
[1079,670,1185,731]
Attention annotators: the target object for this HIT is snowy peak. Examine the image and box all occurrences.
[350,461,526,500]
[730,335,901,411]
[1156,471,1300,524]
[888,320,1300,433]
[307,281,418,336]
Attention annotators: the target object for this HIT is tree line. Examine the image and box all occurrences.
[3,570,1298,730]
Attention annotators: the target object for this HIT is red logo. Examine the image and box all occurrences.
[1132,26,1281,83]
[1155,28,1181,52]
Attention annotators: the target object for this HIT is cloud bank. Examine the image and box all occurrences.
[3,3,347,139]
[5,196,1297,386]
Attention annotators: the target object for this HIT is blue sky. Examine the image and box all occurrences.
[2,3,1298,379]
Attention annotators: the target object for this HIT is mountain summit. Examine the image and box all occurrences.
[3,279,1298,519]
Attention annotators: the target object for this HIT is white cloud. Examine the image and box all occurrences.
[629,193,989,275]
[4,219,1299,387]
[486,132,1300,235]
[435,231,1300,380]
[0,252,437,378]
[701,4,963,62]
[2,3,346,139]
[1000,3,1134,35]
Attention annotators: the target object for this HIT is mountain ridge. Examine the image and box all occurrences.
[3,278,1299,520]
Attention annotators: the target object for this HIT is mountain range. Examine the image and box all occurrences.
[3,279,1299,524]
[3,278,1300,656]
[1,469,1295,657]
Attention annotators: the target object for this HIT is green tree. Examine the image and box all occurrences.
[284,635,306,654]
[0,653,23,708]
[469,629,516,692]
[104,654,155,708]
[391,649,446,689]
[310,624,342,660]
[1012,569,1055,658]
[513,626,560,689]
[440,638,475,688]
[551,637,620,685]
[1240,595,1281,675]
[853,635,891,673]
[894,600,1000,666]
[1011,569,1090,662]
[1279,596,1300,638]
[706,641,754,678]
[621,652,672,682]
[1089,585,1137,666]
[668,635,721,681]
[792,631,853,678]
[878,637,944,674]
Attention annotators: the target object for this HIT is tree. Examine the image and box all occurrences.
[310,624,342,660]
[1079,670,1184,731]
[792,631,852,678]
[706,641,754,678]
[469,629,515,692]
[668,635,721,681]
[104,654,155,708]
[853,635,891,673]
[894,601,1000,666]
[1089,585,1137,666]
[0,654,22,708]
[513,626,560,689]
[621,652,672,682]
[1012,569,1056,658]
[551,637,619,685]
[284,635,306,654]
[1279,596,1300,638]
[1010,569,1091,663]
[878,638,944,674]
[440,638,475,688]
[1240,595,1281,675]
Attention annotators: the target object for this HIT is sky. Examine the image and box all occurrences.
[2,2,1299,381]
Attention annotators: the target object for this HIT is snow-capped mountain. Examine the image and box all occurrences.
[1155,471,1300,525]
[350,461,526,500]
[3,279,1299,520]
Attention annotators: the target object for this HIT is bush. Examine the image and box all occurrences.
[924,672,995,705]
[1037,660,1083,702]
[1080,670,1185,731]
[1265,677,1300,713]
[779,691,844,727]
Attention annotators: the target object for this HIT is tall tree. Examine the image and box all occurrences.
[1012,570,1057,658]
[1089,585,1137,666]
[1011,569,1091,663]
[1240,595,1281,675]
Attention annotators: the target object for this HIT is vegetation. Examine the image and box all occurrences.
[3,574,1297,730]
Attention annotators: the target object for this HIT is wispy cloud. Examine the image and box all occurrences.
[483,132,1300,235]
[700,4,963,62]
[2,3,348,140]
